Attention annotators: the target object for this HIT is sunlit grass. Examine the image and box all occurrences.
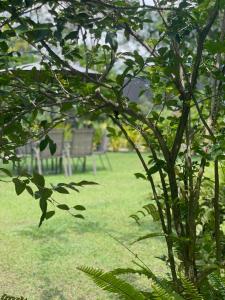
[0,152,167,299]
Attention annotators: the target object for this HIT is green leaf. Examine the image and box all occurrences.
[15,24,29,34]
[116,73,124,86]
[0,168,12,177]
[57,183,79,192]
[39,188,53,199]
[64,30,79,41]
[75,180,98,186]
[67,184,80,192]
[46,211,55,220]
[147,164,160,175]
[26,185,33,196]
[26,28,52,43]
[39,197,47,227]
[134,50,144,67]
[131,232,165,244]
[60,102,73,112]
[106,126,116,136]
[205,40,225,54]
[25,0,33,6]
[0,41,8,53]
[12,178,26,195]
[134,173,146,180]
[54,186,69,194]
[74,205,86,211]
[57,204,70,210]
[31,172,45,188]
[34,191,41,199]
[40,137,48,151]
[125,59,134,67]
[49,141,57,155]
[39,197,47,212]
[72,214,85,219]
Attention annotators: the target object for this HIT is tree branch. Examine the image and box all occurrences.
[95,90,171,162]
[191,0,220,89]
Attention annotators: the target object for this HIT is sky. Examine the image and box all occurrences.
[141,0,154,3]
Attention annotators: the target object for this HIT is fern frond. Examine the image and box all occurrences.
[130,262,184,300]
[129,214,140,225]
[152,283,172,300]
[109,267,148,277]
[181,275,203,300]
[129,203,160,225]
[156,279,185,300]
[77,266,145,300]
[152,283,184,300]
[141,291,155,299]
[143,204,160,221]
[208,272,225,299]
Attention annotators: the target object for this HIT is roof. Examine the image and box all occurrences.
[123,77,152,102]
[0,61,99,76]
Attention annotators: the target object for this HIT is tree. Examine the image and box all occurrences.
[1,0,225,294]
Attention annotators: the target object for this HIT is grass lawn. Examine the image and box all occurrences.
[0,152,167,299]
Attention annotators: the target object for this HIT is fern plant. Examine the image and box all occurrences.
[151,283,185,300]
[78,264,225,300]
[78,263,186,299]
[207,272,225,300]
[77,266,146,300]
[180,275,204,300]
[129,203,160,225]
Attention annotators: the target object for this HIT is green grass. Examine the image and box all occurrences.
[0,152,167,299]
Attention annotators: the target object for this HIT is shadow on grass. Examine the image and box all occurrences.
[16,224,70,242]
[16,219,107,240]
[16,216,162,250]
[39,277,67,300]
